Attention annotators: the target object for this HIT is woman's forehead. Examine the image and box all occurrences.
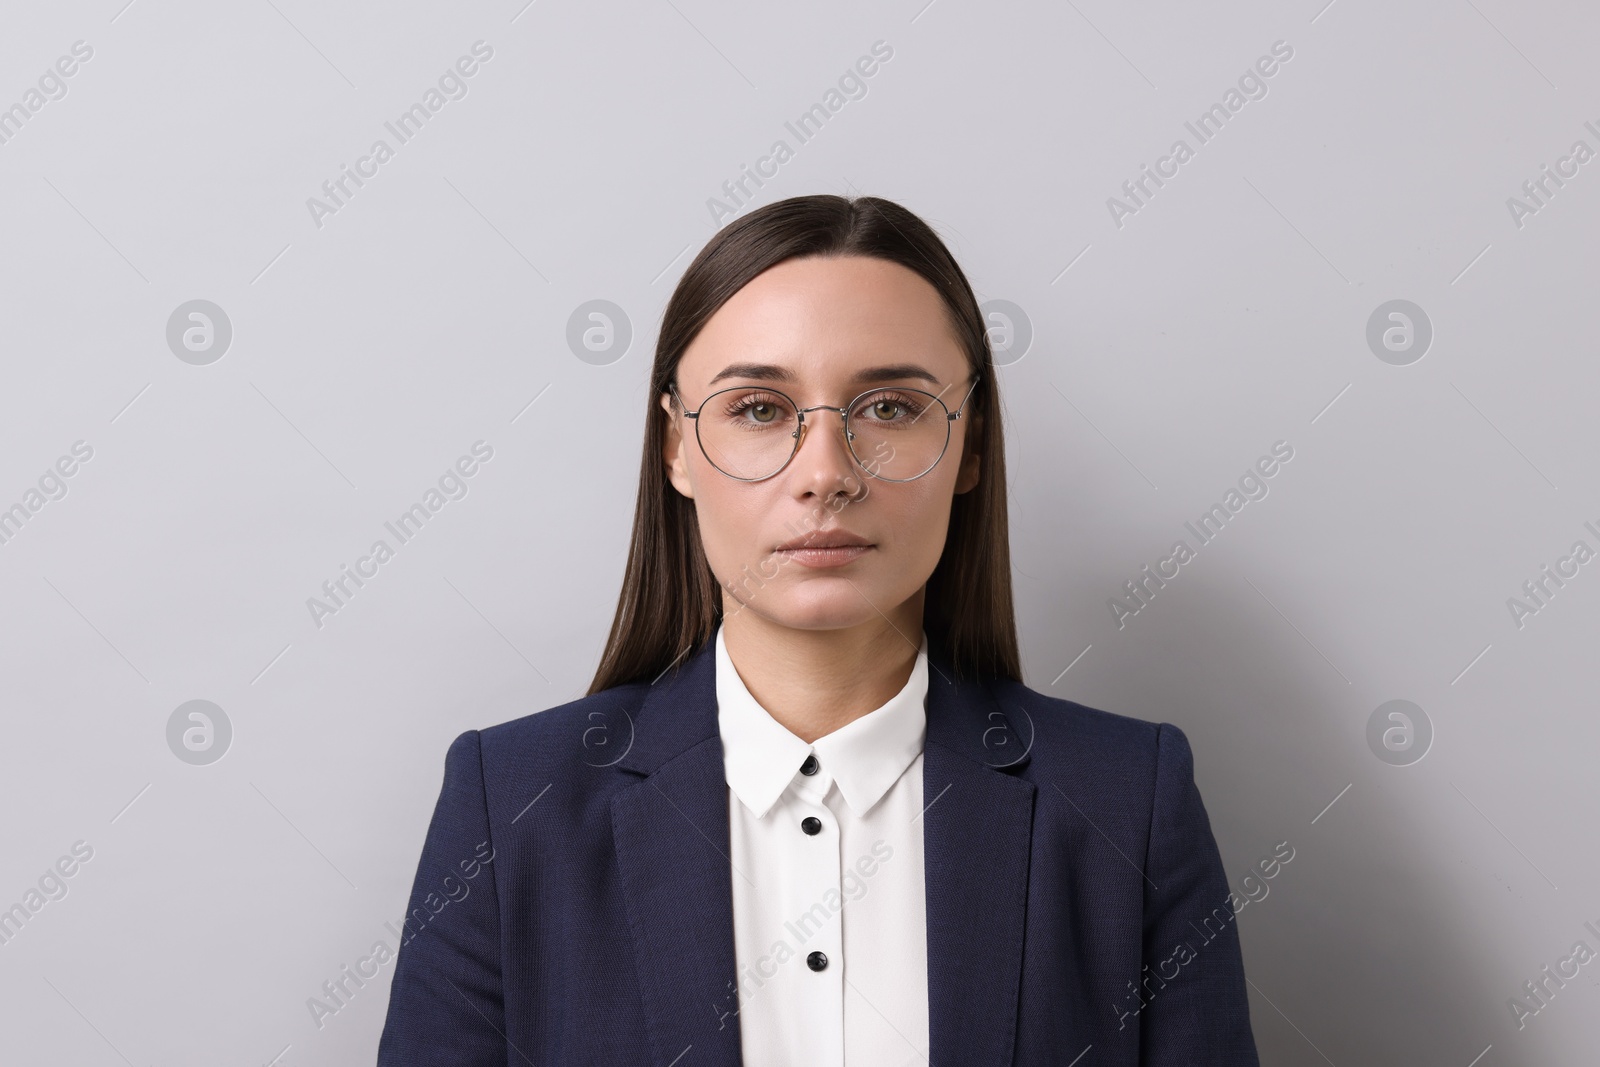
[677,260,967,389]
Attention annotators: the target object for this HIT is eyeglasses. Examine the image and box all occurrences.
[668,377,979,483]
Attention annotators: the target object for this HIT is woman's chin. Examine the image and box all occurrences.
[725,589,905,634]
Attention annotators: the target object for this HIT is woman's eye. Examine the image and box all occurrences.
[723,393,791,425]
[858,393,921,421]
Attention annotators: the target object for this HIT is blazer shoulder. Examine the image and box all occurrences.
[988,676,1184,774]
[472,680,652,758]
[435,682,658,822]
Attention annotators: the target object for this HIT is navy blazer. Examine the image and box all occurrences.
[376,628,1260,1065]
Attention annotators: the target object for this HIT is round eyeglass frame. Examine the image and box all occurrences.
[668,376,980,483]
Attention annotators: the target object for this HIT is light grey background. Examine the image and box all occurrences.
[1,0,1596,1064]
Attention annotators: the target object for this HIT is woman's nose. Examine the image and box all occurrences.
[794,411,850,456]
[789,412,863,487]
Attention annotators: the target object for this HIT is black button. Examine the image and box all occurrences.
[801,816,822,835]
[800,754,819,776]
[807,950,828,971]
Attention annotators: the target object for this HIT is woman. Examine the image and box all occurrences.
[376,195,1259,1065]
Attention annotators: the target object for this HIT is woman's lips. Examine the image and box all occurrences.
[773,544,873,568]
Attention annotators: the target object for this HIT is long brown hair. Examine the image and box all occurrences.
[586,194,1018,693]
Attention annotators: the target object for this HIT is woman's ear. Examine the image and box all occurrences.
[659,391,696,500]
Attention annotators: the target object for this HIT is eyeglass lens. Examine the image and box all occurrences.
[694,386,953,481]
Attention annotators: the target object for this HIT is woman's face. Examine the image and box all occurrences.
[660,253,981,634]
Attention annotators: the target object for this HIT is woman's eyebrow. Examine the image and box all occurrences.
[707,362,942,387]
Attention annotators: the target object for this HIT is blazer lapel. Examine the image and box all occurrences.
[921,658,1037,1067]
[611,635,745,1067]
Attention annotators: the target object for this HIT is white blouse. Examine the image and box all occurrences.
[715,625,931,1067]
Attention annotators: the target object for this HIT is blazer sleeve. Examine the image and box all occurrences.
[376,729,507,1066]
[1138,722,1260,1065]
